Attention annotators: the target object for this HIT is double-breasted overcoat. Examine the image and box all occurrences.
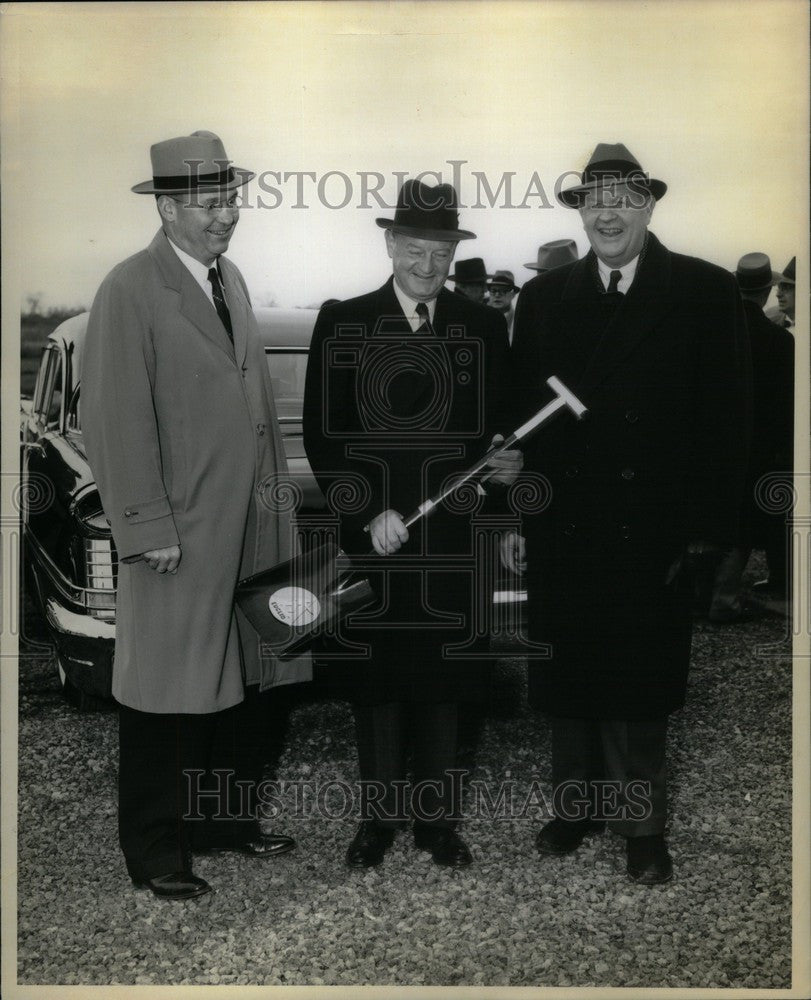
[510,233,751,719]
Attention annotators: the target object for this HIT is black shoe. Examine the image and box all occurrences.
[413,827,473,867]
[536,817,606,856]
[345,822,395,869]
[132,871,212,900]
[197,833,296,859]
[626,834,673,884]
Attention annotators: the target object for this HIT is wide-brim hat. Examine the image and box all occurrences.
[376,178,476,241]
[778,257,796,284]
[448,257,490,283]
[488,269,520,292]
[132,130,255,195]
[557,143,667,209]
[524,238,579,272]
[734,252,781,293]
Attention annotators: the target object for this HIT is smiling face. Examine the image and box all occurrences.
[578,182,654,268]
[158,189,241,265]
[776,281,795,320]
[386,230,457,302]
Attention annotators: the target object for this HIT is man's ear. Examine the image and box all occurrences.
[156,194,176,224]
[384,229,396,260]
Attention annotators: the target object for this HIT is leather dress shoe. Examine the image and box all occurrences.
[536,817,605,856]
[132,871,212,900]
[413,827,473,867]
[198,833,296,858]
[626,834,673,884]
[346,821,395,869]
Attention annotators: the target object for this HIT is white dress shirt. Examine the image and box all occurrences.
[392,279,437,331]
[166,236,224,309]
[597,254,640,295]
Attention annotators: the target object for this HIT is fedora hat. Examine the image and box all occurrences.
[524,239,579,272]
[734,253,781,293]
[132,131,255,195]
[778,257,796,284]
[448,257,490,283]
[376,178,476,241]
[488,269,520,292]
[557,143,667,209]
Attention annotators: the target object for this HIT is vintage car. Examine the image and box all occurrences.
[21,308,525,710]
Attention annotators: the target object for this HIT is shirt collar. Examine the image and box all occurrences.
[596,253,640,294]
[167,235,218,285]
[392,278,437,331]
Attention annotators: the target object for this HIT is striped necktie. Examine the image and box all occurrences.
[207,266,233,341]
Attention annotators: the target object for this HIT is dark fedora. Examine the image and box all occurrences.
[448,258,490,284]
[557,143,667,209]
[778,257,796,284]
[376,178,476,241]
[488,270,520,292]
[734,253,781,293]
[132,131,254,195]
[524,239,579,272]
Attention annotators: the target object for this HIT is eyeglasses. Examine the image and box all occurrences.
[169,194,240,213]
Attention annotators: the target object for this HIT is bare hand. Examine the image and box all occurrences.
[368,510,409,556]
[486,434,523,486]
[142,545,181,574]
[500,531,526,575]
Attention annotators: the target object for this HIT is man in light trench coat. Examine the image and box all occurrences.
[82,132,310,900]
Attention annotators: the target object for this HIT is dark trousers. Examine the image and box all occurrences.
[118,685,272,881]
[353,702,460,831]
[551,716,668,837]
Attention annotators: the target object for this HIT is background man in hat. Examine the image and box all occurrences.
[767,256,796,331]
[82,132,308,900]
[487,270,521,343]
[506,142,750,884]
[523,238,580,274]
[303,179,521,869]
[699,253,794,620]
[448,256,491,303]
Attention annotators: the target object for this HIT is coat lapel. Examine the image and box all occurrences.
[575,234,676,395]
[148,230,236,363]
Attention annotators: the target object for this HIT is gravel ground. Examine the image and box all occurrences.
[16,565,792,990]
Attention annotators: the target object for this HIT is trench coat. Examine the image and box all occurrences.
[81,229,310,713]
[302,277,511,705]
[510,233,751,719]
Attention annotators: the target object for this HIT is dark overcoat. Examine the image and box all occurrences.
[82,230,310,713]
[741,298,794,546]
[510,233,751,719]
[302,277,511,705]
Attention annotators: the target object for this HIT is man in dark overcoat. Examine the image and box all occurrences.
[303,179,520,868]
[506,143,750,883]
[82,132,309,900]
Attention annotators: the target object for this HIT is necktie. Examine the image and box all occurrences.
[415,301,433,333]
[207,266,233,341]
[606,269,623,294]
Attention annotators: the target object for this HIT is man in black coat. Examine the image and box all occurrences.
[506,143,751,884]
[705,253,794,619]
[303,179,520,868]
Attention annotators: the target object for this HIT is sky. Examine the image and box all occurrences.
[2,0,808,312]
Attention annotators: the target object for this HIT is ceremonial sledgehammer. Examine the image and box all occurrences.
[236,376,587,658]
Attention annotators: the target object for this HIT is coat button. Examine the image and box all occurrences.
[256,424,265,436]
[621,468,635,480]
[625,409,639,424]
[620,524,632,539]
[563,523,576,536]
[566,466,579,478]
[124,509,132,518]
[257,482,266,495]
